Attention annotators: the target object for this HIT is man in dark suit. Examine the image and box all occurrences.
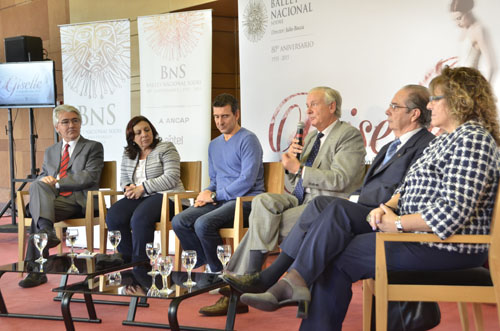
[225,84,434,296]
[19,104,104,288]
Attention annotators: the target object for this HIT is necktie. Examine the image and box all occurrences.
[382,138,401,166]
[59,143,72,197]
[292,132,324,204]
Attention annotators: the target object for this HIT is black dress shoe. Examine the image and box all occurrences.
[18,273,48,288]
[37,228,61,249]
[222,272,267,294]
[199,296,249,316]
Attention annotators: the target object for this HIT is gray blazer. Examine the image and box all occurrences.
[38,136,104,210]
[286,121,366,201]
[120,141,185,194]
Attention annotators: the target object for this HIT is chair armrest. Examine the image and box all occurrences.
[96,190,125,197]
[173,191,199,215]
[374,232,492,288]
[376,232,492,245]
[174,191,199,199]
[238,195,256,203]
[231,196,256,230]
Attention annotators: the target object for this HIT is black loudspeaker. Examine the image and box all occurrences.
[4,36,43,62]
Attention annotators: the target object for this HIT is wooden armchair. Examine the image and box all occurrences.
[17,161,117,265]
[98,161,202,256]
[362,182,500,331]
[172,161,284,270]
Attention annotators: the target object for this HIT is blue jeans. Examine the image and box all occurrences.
[171,200,251,272]
[105,194,174,263]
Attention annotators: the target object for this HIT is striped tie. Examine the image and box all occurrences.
[59,143,72,197]
[292,132,324,205]
[382,138,401,166]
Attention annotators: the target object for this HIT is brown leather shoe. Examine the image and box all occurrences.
[222,272,267,294]
[219,285,232,297]
[199,296,249,316]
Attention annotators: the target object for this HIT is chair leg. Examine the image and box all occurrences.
[161,229,168,258]
[100,227,108,254]
[18,222,27,274]
[56,227,64,255]
[375,289,388,331]
[85,223,94,252]
[457,302,470,331]
[362,279,374,331]
[174,236,182,271]
[471,303,484,331]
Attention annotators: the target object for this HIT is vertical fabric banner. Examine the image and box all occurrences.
[138,10,212,186]
[60,19,131,169]
[238,0,500,162]
[60,19,131,249]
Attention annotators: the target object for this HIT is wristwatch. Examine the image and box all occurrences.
[210,191,216,201]
[395,215,404,233]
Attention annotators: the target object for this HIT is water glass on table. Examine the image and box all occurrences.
[145,242,161,296]
[66,228,80,273]
[33,232,48,266]
[217,244,232,275]
[157,255,173,296]
[108,230,121,254]
[181,250,197,287]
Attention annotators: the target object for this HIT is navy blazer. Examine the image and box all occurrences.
[357,129,435,208]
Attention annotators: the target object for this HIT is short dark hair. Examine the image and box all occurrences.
[124,116,161,159]
[402,85,431,128]
[213,93,239,115]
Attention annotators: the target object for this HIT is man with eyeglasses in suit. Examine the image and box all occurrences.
[19,104,104,288]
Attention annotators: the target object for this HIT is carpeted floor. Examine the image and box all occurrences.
[0,217,498,330]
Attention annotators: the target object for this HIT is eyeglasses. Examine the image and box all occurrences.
[429,95,444,102]
[59,118,81,126]
[388,103,409,111]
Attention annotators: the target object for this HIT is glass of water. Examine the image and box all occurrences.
[216,244,232,275]
[181,250,197,287]
[157,255,173,296]
[66,228,79,273]
[145,242,161,296]
[108,230,121,254]
[33,232,48,265]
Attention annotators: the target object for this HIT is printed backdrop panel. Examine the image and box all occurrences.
[138,9,212,186]
[60,19,131,249]
[239,0,500,162]
[60,19,131,171]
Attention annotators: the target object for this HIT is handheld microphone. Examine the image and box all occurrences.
[295,121,305,160]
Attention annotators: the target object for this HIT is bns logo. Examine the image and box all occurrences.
[242,0,268,42]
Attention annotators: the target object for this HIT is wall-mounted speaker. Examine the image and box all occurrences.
[4,36,43,62]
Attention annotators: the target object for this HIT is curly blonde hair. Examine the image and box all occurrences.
[429,66,500,145]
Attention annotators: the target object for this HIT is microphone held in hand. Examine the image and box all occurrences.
[295,121,305,160]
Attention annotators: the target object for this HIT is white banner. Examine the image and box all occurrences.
[138,10,212,186]
[60,19,131,168]
[239,0,500,162]
[60,19,131,249]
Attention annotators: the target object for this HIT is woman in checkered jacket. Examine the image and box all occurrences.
[370,66,500,252]
[239,66,500,331]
